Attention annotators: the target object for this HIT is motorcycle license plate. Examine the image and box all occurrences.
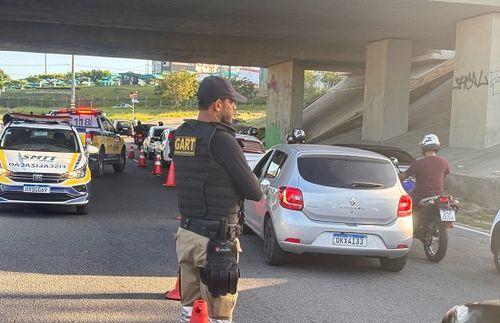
[440,209,456,222]
[333,233,367,247]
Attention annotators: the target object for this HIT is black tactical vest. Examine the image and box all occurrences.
[173,120,242,224]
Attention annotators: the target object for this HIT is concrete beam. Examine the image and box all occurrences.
[362,39,412,142]
[266,61,304,147]
[450,14,500,149]
[0,20,365,69]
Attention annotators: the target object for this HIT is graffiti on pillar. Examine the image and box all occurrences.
[453,70,489,90]
[267,74,278,93]
[489,70,500,96]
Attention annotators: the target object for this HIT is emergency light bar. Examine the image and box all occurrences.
[55,107,102,115]
[10,113,73,125]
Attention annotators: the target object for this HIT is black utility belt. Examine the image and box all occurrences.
[180,217,241,240]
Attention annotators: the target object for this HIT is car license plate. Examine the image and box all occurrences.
[333,233,367,247]
[23,185,50,194]
[440,209,456,222]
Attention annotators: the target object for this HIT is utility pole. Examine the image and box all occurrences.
[44,53,48,74]
[71,55,76,108]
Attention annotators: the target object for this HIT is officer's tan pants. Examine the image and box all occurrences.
[175,227,241,320]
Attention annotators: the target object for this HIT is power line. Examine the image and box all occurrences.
[0,64,70,67]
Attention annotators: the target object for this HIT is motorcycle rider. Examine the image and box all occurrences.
[400,134,450,205]
[285,128,306,144]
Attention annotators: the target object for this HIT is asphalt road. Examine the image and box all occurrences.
[0,156,498,322]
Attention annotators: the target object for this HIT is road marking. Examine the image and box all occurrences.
[455,223,490,237]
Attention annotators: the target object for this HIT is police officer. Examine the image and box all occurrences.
[171,76,262,323]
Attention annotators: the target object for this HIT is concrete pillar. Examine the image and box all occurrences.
[362,39,412,142]
[266,60,304,147]
[450,14,500,149]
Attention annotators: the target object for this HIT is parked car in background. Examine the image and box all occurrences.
[491,210,500,273]
[113,120,133,137]
[113,103,133,109]
[244,144,413,271]
[154,128,176,167]
[143,126,169,159]
[236,134,266,169]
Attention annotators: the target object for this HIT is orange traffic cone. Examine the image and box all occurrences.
[151,153,163,176]
[165,275,181,301]
[137,147,146,168]
[190,299,208,323]
[162,161,176,187]
[128,144,135,159]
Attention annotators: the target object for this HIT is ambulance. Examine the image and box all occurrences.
[0,113,95,214]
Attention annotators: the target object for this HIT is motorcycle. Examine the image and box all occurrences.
[392,158,459,263]
[414,194,459,263]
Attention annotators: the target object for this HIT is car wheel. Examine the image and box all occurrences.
[93,148,105,178]
[76,204,88,215]
[379,255,407,272]
[264,217,287,266]
[113,147,126,173]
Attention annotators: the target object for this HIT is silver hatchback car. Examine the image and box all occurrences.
[244,144,413,271]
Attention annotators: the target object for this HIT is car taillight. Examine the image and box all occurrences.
[168,132,174,140]
[439,196,449,203]
[278,187,303,211]
[397,195,412,217]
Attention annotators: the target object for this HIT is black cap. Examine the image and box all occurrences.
[196,76,247,104]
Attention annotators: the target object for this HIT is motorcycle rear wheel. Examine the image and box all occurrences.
[423,220,448,263]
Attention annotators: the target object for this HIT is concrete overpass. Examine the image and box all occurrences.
[1,0,500,147]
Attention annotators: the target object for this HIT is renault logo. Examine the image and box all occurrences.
[350,198,356,206]
[33,174,43,182]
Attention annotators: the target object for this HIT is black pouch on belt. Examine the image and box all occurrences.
[200,239,239,297]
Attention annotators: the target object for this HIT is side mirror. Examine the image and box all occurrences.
[85,145,100,155]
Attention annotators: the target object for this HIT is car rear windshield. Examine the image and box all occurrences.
[153,129,165,137]
[237,139,265,154]
[298,155,397,189]
[1,127,80,153]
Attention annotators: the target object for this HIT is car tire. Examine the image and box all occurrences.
[93,148,105,178]
[264,217,287,266]
[76,204,88,215]
[113,147,126,173]
[379,255,407,272]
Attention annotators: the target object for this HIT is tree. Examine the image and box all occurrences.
[88,69,111,83]
[4,79,26,89]
[230,77,257,100]
[155,71,199,108]
[0,69,11,91]
[303,70,322,105]
[319,71,343,89]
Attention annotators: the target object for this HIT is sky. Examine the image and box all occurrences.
[0,51,150,79]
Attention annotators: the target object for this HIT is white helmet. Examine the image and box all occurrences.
[286,128,306,144]
[420,134,440,152]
